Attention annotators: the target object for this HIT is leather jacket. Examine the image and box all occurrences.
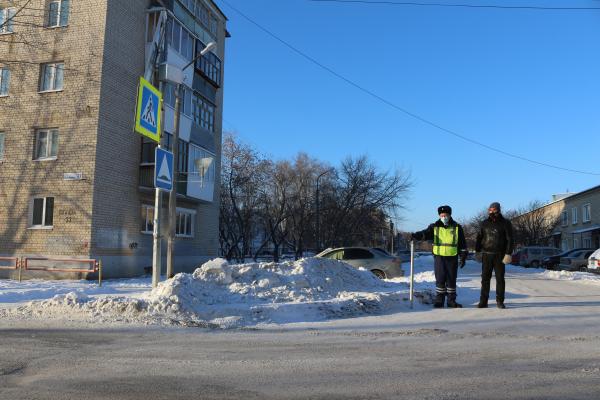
[475,214,514,255]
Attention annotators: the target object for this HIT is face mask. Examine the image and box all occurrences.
[440,216,450,225]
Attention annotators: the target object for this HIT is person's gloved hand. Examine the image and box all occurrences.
[475,252,483,263]
[459,257,466,268]
[502,254,512,265]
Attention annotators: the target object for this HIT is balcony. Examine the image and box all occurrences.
[139,164,188,194]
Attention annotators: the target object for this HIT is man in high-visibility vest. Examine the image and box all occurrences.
[412,205,468,308]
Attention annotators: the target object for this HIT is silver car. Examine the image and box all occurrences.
[315,247,404,279]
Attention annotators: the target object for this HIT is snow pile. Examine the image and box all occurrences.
[3,258,432,328]
[543,270,600,284]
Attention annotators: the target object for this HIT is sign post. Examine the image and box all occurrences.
[135,77,164,288]
[410,240,415,309]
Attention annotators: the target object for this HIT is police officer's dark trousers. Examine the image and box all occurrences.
[480,252,505,304]
[434,255,458,305]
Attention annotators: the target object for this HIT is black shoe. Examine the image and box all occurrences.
[447,301,463,308]
[433,301,444,308]
[497,302,506,309]
[477,302,488,308]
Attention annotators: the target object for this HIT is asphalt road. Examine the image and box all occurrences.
[2,266,600,399]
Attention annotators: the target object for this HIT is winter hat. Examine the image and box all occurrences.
[489,202,501,212]
[438,205,452,215]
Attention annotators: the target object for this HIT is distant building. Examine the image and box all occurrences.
[0,0,228,278]
[511,185,600,251]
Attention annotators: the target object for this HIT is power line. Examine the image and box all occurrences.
[219,0,600,176]
[308,0,600,11]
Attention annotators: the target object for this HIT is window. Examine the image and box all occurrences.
[573,238,578,249]
[196,44,222,86]
[31,197,54,227]
[0,7,16,33]
[47,0,69,28]
[561,239,568,251]
[572,207,578,224]
[189,144,215,187]
[209,16,218,36]
[40,62,64,92]
[182,86,192,117]
[196,4,209,27]
[166,17,194,61]
[191,93,215,132]
[141,205,154,234]
[583,238,592,248]
[34,129,59,160]
[343,248,374,260]
[561,211,568,227]
[583,204,591,222]
[0,132,4,161]
[0,67,8,95]
[176,208,195,237]
[140,136,156,164]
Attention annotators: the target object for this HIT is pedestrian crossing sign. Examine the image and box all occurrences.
[135,77,162,143]
[155,147,174,191]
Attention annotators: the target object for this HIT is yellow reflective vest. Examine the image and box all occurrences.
[433,225,459,257]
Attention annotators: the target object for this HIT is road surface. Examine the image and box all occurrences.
[1,263,600,399]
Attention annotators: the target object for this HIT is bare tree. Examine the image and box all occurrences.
[512,200,559,247]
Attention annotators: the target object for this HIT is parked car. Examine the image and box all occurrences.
[315,247,404,279]
[558,249,596,272]
[519,246,561,268]
[587,248,600,274]
[542,248,594,270]
[511,249,523,265]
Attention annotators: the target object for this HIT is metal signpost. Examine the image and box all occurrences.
[135,76,164,288]
[410,240,415,309]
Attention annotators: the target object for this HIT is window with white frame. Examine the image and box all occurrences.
[583,238,592,248]
[572,207,578,224]
[561,239,568,251]
[176,208,195,237]
[561,211,568,226]
[189,144,215,187]
[39,62,64,92]
[583,203,591,222]
[0,132,5,160]
[0,67,10,95]
[141,205,155,234]
[34,129,59,160]
[573,238,578,249]
[47,0,69,28]
[0,7,16,33]
[166,17,194,61]
[30,197,54,227]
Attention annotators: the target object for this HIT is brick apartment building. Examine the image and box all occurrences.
[0,0,227,278]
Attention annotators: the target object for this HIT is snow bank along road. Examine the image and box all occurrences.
[1,258,600,399]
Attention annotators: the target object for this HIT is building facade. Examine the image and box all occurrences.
[0,0,227,278]
[512,186,600,252]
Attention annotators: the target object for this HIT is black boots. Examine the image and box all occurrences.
[477,301,488,308]
[447,300,463,308]
[496,302,506,309]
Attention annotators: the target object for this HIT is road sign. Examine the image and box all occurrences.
[155,147,174,191]
[135,77,162,142]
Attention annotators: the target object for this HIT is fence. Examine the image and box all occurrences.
[1,257,102,285]
[0,257,19,270]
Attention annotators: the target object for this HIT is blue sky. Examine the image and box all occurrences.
[216,0,600,231]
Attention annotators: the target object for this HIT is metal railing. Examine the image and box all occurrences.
[1,257,104,285]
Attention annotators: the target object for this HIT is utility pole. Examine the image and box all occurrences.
[315,169,333,252]
[152,81,165,288]
[166,84,181,279]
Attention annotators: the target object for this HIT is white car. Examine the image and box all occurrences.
[587,248,600,274]
[315,247,404,279]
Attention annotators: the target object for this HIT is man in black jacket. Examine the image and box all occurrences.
[475,202,514,309]
[412,205,467,308]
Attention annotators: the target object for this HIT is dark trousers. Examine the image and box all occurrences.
[481,253,505,303]
[434,255,459,302]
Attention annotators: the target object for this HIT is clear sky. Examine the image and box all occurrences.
[216,0,600,231]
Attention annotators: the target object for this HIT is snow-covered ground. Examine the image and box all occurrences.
[0,257,434,328]
[2,255,600,330]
